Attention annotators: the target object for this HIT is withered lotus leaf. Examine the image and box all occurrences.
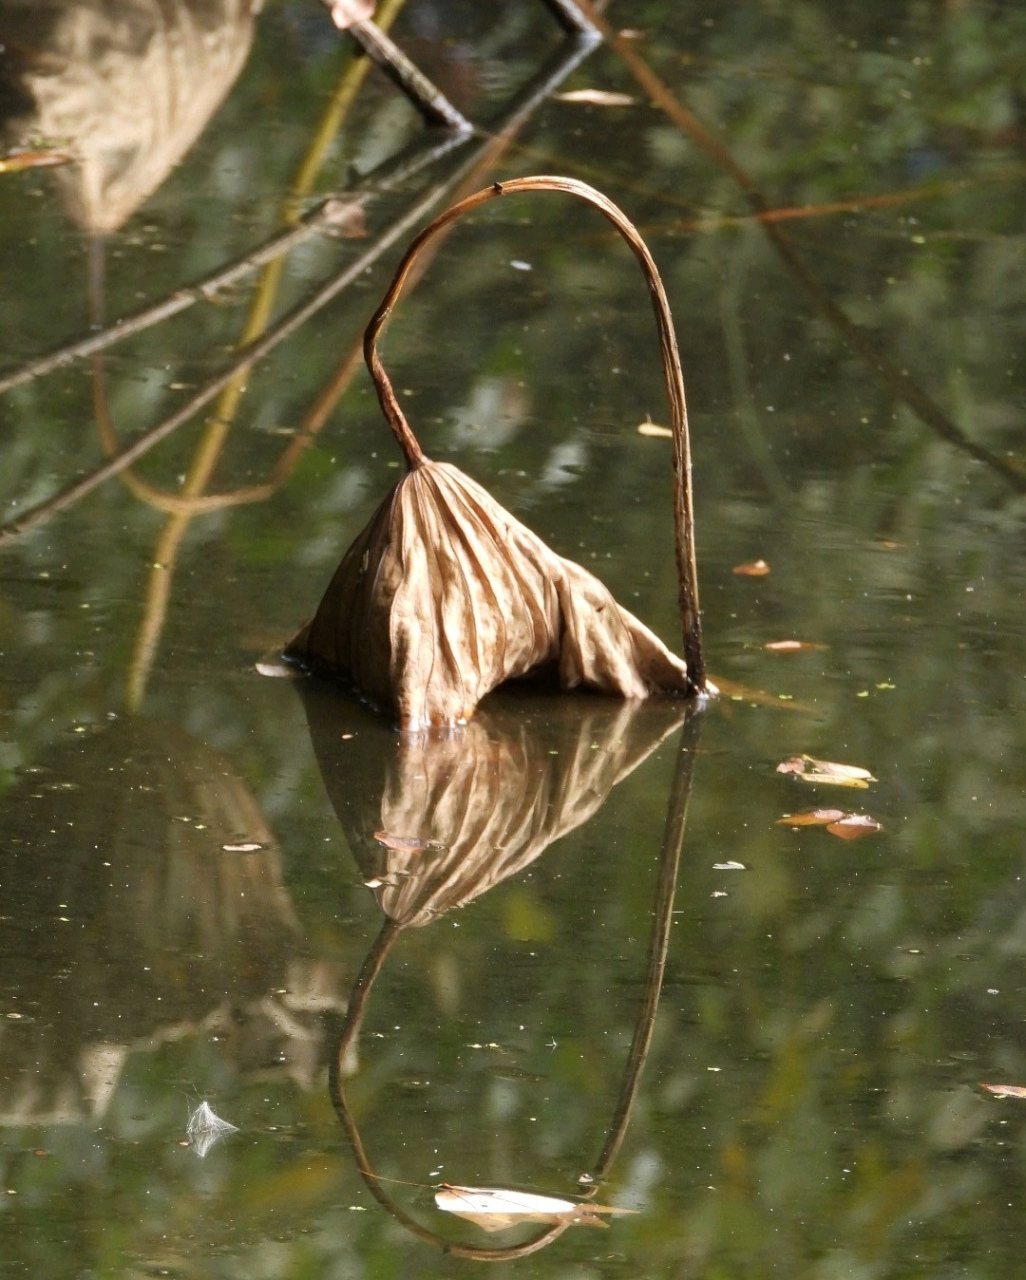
[285,176,706,732]
[285,460,689,731]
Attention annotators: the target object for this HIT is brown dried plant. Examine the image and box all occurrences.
[285,175,707,731]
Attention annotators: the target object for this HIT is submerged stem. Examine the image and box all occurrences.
[363,175,706,690]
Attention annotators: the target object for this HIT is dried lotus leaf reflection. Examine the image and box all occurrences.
[285,176,706,732]
[0,0,259,233]
[299,681,688,927]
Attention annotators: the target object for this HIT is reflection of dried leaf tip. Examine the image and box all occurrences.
[186,1101,238,1158]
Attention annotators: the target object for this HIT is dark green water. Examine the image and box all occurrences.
[1,1,1025,1275]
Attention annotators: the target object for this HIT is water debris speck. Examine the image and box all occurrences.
[186,1101,238,1158]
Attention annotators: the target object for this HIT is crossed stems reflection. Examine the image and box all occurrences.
[327,711,702,1261]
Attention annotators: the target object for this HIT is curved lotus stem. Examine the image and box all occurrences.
[363,174,705,690]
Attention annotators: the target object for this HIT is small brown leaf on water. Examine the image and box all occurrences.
[826,813,882,840]
[556,89,637,107]
[763,640,826,653]
[325,0,375,29]
[777,809,846,827]
[733,559,770,577]
[981,1083,1026,1099]
[0,150,72,174]
[778,808,881,838]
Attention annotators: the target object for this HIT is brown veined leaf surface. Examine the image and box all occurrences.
[286,461,691,732]
[981,1083,1026,1099]
[733,559,770,577]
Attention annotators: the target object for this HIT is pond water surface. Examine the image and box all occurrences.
[1,1,1025,1277]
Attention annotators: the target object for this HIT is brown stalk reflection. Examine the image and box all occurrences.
[0,721,345,1126]
[315,689,703,1258]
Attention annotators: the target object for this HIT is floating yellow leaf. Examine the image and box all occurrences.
[637,421,673,438]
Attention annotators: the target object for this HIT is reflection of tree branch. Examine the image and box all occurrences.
[0,32,601,551]
[574,0,1026,494]
[326,704,704,1257]
[0,178,456,550]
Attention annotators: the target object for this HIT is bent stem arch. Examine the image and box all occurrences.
[363,174,706,690]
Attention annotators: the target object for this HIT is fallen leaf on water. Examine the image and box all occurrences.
[637,421,673,438]
[763,640,827,653]
[777,809,846,827]
[556,89,637,107]
[733,559,770,577]
[0,150,72,174]
[777,809,882,839]
[434,1185,635,1232]
[826,813,883,840]
[324,0,375,28]
[776,755,876,787]
[981,1083,1026,1099]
